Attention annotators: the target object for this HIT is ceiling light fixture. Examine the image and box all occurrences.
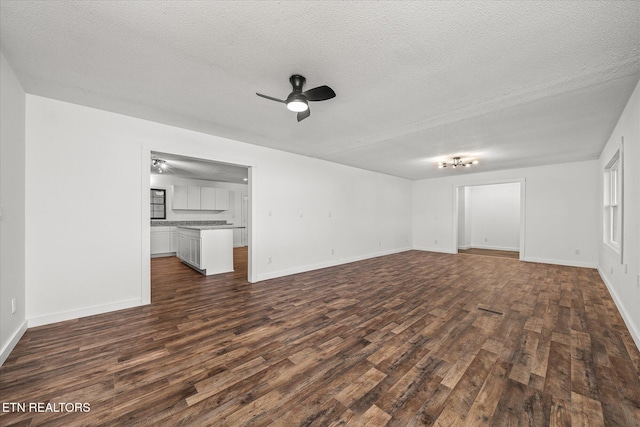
[438,157,478,169]
[286,94,309,112]
[152,159,167,173]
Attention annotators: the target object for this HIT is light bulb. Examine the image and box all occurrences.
[287,100,308,112]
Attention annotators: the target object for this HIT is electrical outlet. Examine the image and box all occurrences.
[611,267,614,275]
[378,241,381,247]
[435,240,438,244]
[268,257,272,264]
[11,298,16,314]
[331,249,335,255]
[484,237,488,242]
[575,249,580,255]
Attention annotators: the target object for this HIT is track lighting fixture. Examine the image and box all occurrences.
[438,157,478,169]
[152,159,167,173]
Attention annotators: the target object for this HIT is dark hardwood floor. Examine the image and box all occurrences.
[2,249,640,426]
[458,248,520,259]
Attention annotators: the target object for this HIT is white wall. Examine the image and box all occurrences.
[25,95,412,326]
[413,161,598,268]
[463,187,471,248]
[598,78,640,349]
[457,187,467,248]
[150,174,247,224]
[466,183,520,251]
[0,53,27,365]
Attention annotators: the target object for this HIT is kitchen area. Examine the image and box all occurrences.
[149,151,249,276]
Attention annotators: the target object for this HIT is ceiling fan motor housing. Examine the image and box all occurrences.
[289,75,306,92]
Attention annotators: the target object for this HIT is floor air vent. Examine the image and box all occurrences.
[477,307,504,316]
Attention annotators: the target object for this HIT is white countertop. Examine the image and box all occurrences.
[177,225,245,230]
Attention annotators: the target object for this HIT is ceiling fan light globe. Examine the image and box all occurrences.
[287,100,308,112]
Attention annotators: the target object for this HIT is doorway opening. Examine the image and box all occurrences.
[142,150,253,303]
[454,180,525,261]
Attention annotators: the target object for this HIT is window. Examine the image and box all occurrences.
[150,188,166,219]
[604,150,622,252]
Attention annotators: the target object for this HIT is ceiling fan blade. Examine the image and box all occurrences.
[302,85,336,102]
[297,108,310,122]
[256,93,286,103]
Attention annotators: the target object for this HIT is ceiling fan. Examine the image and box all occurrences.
[256,75,336,122]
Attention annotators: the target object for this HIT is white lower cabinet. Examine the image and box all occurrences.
[170,228,178,252]
[177,227,234,275]
[177,230,202,269]
[151,226,175,256]
[190,237,201,266]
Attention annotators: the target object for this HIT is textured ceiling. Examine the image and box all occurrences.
[1,1,639,180]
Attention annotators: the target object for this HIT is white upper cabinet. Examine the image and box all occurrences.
[172,185,188,209]
[171,185,229,211]
[187,186,201,210]
[200,187,217,210]
[215,188,230,210]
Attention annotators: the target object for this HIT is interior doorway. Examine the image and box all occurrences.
[454,180,525,261]
[142,149,253,304]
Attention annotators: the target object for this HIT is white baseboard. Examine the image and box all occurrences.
[408,248,594,268]
[467,244,519,252]
[598,267,640,352]
[255,247,412,282]
[523,256,596,269]
[150,252,176,258]
[0,320,28,366]
[412,246,457,254]
[28,298,144,328]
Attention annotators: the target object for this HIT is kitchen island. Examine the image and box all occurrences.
[176,225,244,275]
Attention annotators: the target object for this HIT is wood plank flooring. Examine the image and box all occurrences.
[458,248,520,259]
[2,249,640,426]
